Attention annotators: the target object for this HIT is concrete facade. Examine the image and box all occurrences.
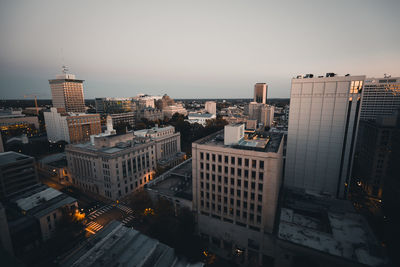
[0,152,39,199]
[285,74,365,198]
[49,73,85,113]
[192,126,284,266]
[44,108,101,144]
[66,133,157,200]
[205,101,217,114]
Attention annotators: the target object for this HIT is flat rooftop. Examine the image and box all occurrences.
[0,151,32,166]
[60,221,203,267]
[195,130,283,153]
[39,153,67,168]
[147,159,192,200]
[278,188,387,266]
[10,184,76,219]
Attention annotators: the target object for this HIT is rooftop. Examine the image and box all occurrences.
[188,113,215,118]
[60,220,203,267]
[147,159,192,201]
[10,184,76,219]
[278,188,387,266]
[0,151,32,166]
[195,130,283,153]
[39,153,67,168]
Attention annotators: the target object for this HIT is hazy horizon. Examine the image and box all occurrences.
[1,0,399,100]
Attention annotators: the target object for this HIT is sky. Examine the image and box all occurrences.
[0,0,399,99]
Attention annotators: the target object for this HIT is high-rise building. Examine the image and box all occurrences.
[285,74,365,198]
[192,124,284,265]
[360,77,400,121]
[248,102,274,128]
[49,73,85,113]
[0,151,39,199]
[355,114,399,199]
[205,101,217,115]
[44,108,101,143]
[254,83,268,104]
[66,132,157,200]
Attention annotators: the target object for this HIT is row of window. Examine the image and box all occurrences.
[200,152,265,169]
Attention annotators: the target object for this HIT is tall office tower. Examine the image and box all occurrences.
[192,124,284,265]
[205,101,217,114]
[360,77,400,121]
[0,152,39,199]
[254,83,268,104]
[285,74,365,198]
[355,114,399,199]
[49,71,85,113]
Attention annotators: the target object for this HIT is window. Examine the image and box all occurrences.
[231,157,235,165]
[231,168,235,175]
[206,153,210,160]
[225,156,228,163]
[212,154,216,161]
[238,158,242,166]
[258,194,263,201]
[245,159,249,167]
[252,160,256,168]
[218,155,222,162]
[258,184,263,191]
[259,161,264,168]
[259,172,263,181]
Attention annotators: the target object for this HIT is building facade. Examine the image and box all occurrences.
[49,73,85,113]
[254,83,268,104]
[44,108,101,143]
[248,103,274,128]
[187,113,216,126]
[355,115,399,199]
[192,124,284,265]
[109,112,135,129]
[134,126,183,167]
[136,108,163,122]
[360,77,400,121]
[285,74,365,198]
[0,152,39,199]
[205,101,217,114]
[66,133,157,200]
[95,97,137,114]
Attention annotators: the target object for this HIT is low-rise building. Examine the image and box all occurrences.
[146,159,193,211]
[0,152,39,199]
[108,112,135,129]
[44,108,101,143]
[0,110,39,137]
[136,107,163,121]
[276,188,388,267]
[59,220,203,267]
[205,101,217,115]
[187,113,216,126]
[134,125,184,168]
[38,153,70,185]
[95,97,137,114]
[163,104,187,118]
[66,132,157,201]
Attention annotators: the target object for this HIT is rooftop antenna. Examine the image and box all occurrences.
[62,65,69,74]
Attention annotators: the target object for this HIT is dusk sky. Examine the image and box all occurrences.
[1,0,399,99]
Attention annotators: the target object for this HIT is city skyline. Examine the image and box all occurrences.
[1,0,400,99]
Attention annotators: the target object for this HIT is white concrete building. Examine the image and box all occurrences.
[134,125,183,167]
[44,108,101,144]
[205,101,217,114]
[187,113,216,126]
[360,77,400,121]
[162,104,187,118]
[192,124,284,265]
[285,74,365,198]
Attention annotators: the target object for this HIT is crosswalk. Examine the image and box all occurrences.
[117,204,133,214]
[121,215,135,225]
[87,205,113,220]
[85,221,103,234]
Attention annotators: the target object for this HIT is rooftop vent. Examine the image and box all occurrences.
[326,73,336,77]
[304,74,314,78]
